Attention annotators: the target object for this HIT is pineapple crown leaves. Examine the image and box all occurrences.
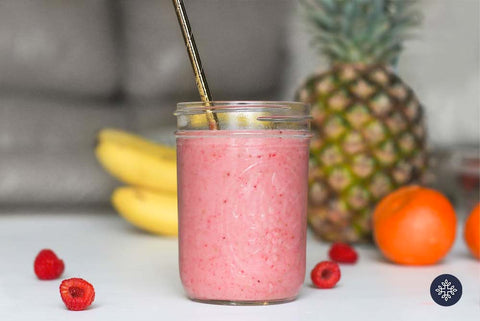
[300,0,422,65]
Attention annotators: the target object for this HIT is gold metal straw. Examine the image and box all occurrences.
[172,0,219,130]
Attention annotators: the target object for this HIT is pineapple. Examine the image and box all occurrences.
[296,0,428,242]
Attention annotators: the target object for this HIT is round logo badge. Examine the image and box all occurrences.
[430,274,462,306]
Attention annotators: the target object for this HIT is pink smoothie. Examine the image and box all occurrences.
[177,130,310,303]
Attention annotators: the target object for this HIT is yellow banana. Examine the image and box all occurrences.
[95,128,177,193]
[112,186,178,236]
[97,128,176,159]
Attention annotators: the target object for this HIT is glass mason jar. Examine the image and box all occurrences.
[175,101,312,305]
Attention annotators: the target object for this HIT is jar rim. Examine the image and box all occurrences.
[175,101,311,131]
[175,101,309,115]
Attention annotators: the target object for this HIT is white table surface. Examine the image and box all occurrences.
[0,210,478,321]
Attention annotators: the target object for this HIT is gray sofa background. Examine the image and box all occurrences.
[0,0,478,208]
[0,0,293,206]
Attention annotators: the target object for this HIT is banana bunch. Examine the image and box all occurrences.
[95,128,178,236]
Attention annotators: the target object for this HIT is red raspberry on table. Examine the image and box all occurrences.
[310,261,341,289]
[34,249,65,280]
[328,242,358,263]
[59,278,95,311]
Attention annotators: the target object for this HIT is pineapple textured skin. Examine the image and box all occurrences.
[297,64,427,243]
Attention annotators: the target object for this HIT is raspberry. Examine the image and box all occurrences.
[60,278,95,311]
[328,242,358,263]
[310,261,341,289]
[34,249,65,280]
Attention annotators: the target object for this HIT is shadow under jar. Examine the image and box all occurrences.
[175,101,312,305]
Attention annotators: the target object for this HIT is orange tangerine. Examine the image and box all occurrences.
[373,185,456,265]
[464,203,480,260]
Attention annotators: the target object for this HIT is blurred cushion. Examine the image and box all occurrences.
[0,0,119,97]
[0,96,129,149]
[127,99,177,146]
[0,146,115,206]
[128,98,176,129]
[120,0,292,100]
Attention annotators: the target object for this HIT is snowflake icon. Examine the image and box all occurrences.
[430,274,462,306]
[435,279,458,302]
